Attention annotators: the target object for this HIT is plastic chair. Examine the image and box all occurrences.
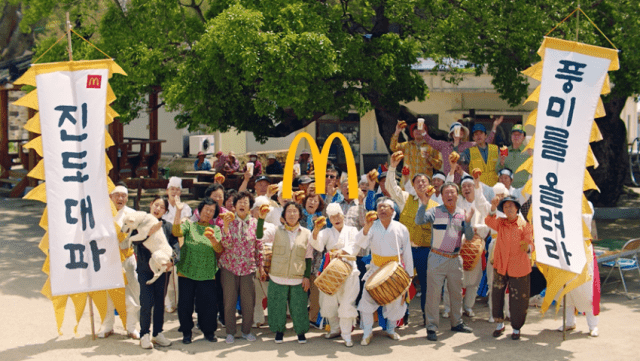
[601,238,640,298]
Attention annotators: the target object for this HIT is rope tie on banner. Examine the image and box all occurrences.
[32,27,113,64]
[545,7,618,50]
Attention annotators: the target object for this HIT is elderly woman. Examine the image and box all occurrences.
[485,196,534,340]
[310,203,362,347]
[173,197,223,344]
[219,191,265,344]
[300,193,326,327]
[259,201,313,344]
[136,196,180,349]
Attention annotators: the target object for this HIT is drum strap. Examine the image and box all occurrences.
[371,254,398,267]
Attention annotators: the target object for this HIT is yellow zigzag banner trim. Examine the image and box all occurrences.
[14,67,36,86]
[524,85,540,105]
[524,134,535,153]
[106,106,119,124]
[13,89,38,110]
[525,109,537,128]
[38,232,49,254]
[107,84,116,104]
[516,155,533,176]
[28,160,45,180]
[582,195,591,214]
[595,98,606,118]
[24,182,46,203]
[523,178,532,197]
[582,219,592,240]
[105,133,115,149]
[23,136,43,157]
[39,207,48,230]
[42,255,50,275]
[590,122,603,142]
[586,146,599,169]
[69,293,88,335]
[24,113,41,134]
[601,75,611,95]
[522,61,543,81]
[584,170,599,191]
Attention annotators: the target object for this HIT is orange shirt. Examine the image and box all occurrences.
[485,214,533,278]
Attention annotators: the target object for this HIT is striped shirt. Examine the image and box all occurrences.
[415,204,473,253]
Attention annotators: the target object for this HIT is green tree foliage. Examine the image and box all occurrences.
[14,0,640,204]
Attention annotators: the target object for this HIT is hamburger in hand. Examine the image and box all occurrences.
[391,151,404,163]
[367,169,379,182]
[214,173,225,184]
[314,216,327,228]
[397,120,408,129]
[449,151,460,163]
[472,168,482,179]
[365,211,378,223]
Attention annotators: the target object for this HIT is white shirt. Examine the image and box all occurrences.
[309,225,362,269]
[163,203,192,223]
[354,220,414,278]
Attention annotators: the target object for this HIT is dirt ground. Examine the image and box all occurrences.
[1,196,640,361]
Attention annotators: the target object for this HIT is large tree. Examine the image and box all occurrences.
[14,0,640,205]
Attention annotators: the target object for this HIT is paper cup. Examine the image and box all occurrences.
[293,163,300,174]
[247,162,254,175]
[417,118,424,130]
[420,146,428,157]
[453,126,461,137]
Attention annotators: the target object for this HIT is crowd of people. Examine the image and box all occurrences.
[102,117,600,350]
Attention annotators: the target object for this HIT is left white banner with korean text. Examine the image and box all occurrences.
[37,68,124,296]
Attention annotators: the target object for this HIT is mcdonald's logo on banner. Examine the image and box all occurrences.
[282,132,358,200]
[86,75,102,89]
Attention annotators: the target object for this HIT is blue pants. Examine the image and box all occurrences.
[138,271,168,337]
[412,247,430,314]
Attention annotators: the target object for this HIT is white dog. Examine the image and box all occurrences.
[121,211,173,285]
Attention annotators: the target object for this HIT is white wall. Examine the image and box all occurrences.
[620,96,639,143]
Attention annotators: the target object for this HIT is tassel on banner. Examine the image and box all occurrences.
[70,293,88,335]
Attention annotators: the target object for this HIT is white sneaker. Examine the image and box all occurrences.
[464,308,475,317]
[226,334,235,344]
[140,334,153,349]
[165,305,176,313]
[386,332,400,341]
[442,311,450,319]
[589,327,599,337]
[242,333,256,342]
[152,333,172,347]
[344,338,354,347]
[488,316,495,323]
[557,324,576,332]
[324,331,341,339]
[128,330,140,340]
[360,333,372,346]
[97,327,114,338]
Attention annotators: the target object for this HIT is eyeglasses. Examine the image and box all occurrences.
[326,175,336,179]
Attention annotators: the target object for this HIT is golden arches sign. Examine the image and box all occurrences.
[282,132,358,200]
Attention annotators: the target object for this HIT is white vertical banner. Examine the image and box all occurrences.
[37,68,124,295]
[532,43,611,274]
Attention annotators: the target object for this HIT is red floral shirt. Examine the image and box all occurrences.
[220,215,263,276]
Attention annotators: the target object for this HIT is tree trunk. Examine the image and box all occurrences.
[586,96,629,207]
[374,106,449,152]
[0,2,35,62]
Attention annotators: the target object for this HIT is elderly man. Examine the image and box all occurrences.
[441,174,491,319]
[462,123,500,186]
[310,203,363,347]
[390,120,443,179]
[496,124,531,189]
[98,185,140,339]
[386,151,439,324]
[265,154,284,174]
[162,177,192,313]
[415,182,475,341]
[353,197,414,346]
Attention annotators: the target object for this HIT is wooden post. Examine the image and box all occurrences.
[27,108,38,187]
[66,12,73,61]
[149,89,159,178]
[0,88,9,179]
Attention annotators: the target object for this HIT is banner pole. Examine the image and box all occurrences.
[576,3,580,42]
[88,295,96,340]
[66,12,73,61]
[562,291,567,341]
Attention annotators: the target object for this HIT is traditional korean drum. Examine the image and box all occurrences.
[314,258,352,296]
[365,261,411,306]
[460,235,484,271]
[262,244,273,275]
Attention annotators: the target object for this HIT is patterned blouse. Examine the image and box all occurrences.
[219,215,263,276]
[423,131,495,182]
